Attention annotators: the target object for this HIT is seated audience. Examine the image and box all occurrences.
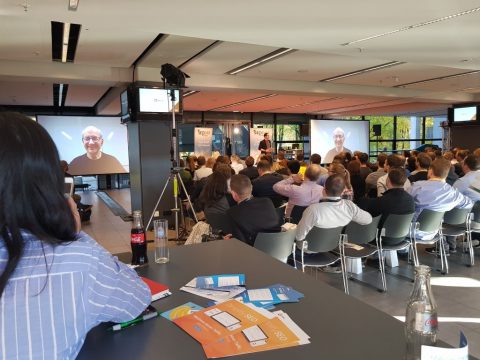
[358,167,415,230]
[454,149,469,177]
[0,112,150,359]
[273,164,324,217]
[377,154,411,197]
[347,159,365,202]
[199,167,235,221]
[230,155,244,174]
[185,155,197,177]
[358,153,372,180]
[252,160,286,207]
[406,156,417,174]
[329,163,354,200]
[365,153,387,197]
[408,152,431,183]
[227,174,281,246]
[178,158,194,196]
[193,155,213,181]
[407,157,473,250]
[239,156,259,181]
[297,153,307,175]
[287,159,301,175]
[310,153,328,176]
[272,150,286,172]
[194,163,232,211]
[453,155,480,203]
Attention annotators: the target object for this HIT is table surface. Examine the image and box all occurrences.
[78,239,418,359]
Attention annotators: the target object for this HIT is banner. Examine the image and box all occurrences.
[250,128,273,160]
[194,127,213,157]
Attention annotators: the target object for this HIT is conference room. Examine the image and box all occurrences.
[1,1,480,359]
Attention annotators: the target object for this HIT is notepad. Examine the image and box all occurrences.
[141,277,171,302]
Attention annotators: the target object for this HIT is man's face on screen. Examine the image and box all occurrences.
[333,130,345,148]
[82,129,103,159]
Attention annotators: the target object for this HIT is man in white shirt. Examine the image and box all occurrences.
[377,154,411,197]
[193,155,213,181]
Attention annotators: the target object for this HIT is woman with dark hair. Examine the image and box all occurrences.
[346,160,365,202]
[329,162,354,200]
[0,112,150,358]
[199,166,235,215]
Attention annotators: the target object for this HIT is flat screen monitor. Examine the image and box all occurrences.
[453,106,477,122]
[310,119,370,164]
[120,89,130,122]
[138,88,180,113]
[37,115,129,176]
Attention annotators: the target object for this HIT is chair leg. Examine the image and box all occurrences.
[468,231,475,267]
[439,235,448,275]
[379,250,387,292]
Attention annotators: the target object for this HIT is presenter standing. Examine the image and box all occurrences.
[258,132,273,155]
[324,127,352,163]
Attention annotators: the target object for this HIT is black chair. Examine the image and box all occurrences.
[343,215,383,293]
[296,226,347,293]
[412,209,447,273]
[290,205,307,224]
[254,229,297,263]
[275,206,286,227]
[204,211,233,235]
[442,206,474,266]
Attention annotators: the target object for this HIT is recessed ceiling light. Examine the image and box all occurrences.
[68,0,79,11]
[226,48,296,75]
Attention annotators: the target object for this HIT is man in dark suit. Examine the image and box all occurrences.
[226,174,281,246]
[239,156,259,181]
[252,160,286,207]
[258,132,273,155]
[408,152,431,183]
[358,167,415,230]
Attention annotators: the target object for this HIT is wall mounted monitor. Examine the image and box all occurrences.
[138,88,181,114]
[453,106,477,122]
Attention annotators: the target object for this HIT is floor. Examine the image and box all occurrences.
[81,189,480,358]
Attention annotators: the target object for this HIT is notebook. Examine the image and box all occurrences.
[141,277,171,302]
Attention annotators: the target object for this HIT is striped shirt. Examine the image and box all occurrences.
[0,231,151,360]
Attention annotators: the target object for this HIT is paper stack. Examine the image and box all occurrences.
[180,274,246,302]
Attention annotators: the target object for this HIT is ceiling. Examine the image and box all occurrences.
[1,0,480,116]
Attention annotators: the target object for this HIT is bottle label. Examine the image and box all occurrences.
[131,233,145,244]
[415,313,438,333]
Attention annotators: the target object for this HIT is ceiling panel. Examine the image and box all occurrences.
[137,35,215,68]
[65,84,110,106]
[183,91,269,111]
[182,42,280,75]
[0,81,53,106]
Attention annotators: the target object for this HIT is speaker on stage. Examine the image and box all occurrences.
[372,124,382,136]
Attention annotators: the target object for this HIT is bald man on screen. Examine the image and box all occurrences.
[324,127,352,164]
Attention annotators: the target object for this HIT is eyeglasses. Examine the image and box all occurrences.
[83,136,101,143]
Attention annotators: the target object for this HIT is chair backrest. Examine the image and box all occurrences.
[254,229,297,263]
[472,201,480,223]
[205,212,233,235]
[443,206,473,226]
[344,215,381,245]
[416,209,445,232]
[275,207,286,227]
[304,226,344,253]
[382,213,415,241]
[290,205,307,224]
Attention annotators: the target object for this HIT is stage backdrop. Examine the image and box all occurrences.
[194,127,213,157]
[250,128,273,160]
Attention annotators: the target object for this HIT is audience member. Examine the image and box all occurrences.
[310,153,328,176]
[199,167,235,219]
[226,174,281,246]
[406,156,417,173]
[358,153,372,180]
[329,163,354,200]
[347,159,365,202]
[239,156,259,181]
[185,155,197,177]
[454,149,469,177]
[60,160,73,178]
[273,164,324,217]
[408,152,431,183]
[230,154,244,174]
[0,112,150,359]
[193,155,212,181]
[453,155,480,203]
[252,160,286,207]
[287,159,301,175]
[365,153,387,197]
[377,154,411,197]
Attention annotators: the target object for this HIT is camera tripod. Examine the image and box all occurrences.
[146,89,198,241]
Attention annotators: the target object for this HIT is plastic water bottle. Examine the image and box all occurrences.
[405,265,438,360]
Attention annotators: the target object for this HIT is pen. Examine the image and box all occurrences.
[110,310,158,331]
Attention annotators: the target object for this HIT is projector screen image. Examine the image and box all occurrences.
[454,106,477,122]
[37,115,129,176]
[310,119,370,164]
[138,88,180,113]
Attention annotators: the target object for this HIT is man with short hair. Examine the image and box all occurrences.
[453,155,480,202]
[258,132,273,155]
[239,156,259,181]
[365,153,387,197]
[324,127,352,163]
[193,155,213,181]
[273,164,324,217]
[408,157,473,249]
[252,160,286,207]
[408,153,431,183]
[377,154,411,197]
[310,153,328,176]
[358,153,372,180]
[227,174,281,246]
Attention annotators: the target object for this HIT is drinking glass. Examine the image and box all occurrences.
[153,219,169,264]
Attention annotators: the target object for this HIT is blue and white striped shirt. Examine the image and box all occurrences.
[0,231,151,359]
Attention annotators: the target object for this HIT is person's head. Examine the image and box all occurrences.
[329,163,351,189]
[200,171,229,207]
[310,153,321,165]
[474,148,480,157]
[377,153,387,168]
[434,149,442,159]
[346,160,361,176]
[426,151,436,161]
[463,155,480,173]
[277,151,285,161]
[456,149,469,162]
[428,157,451,180]
[214,163,233,178]
[260,155,273,166]
[231,154,241,164]
[287,159,300,174]
[197,155,206,167]
[403,150,411,159]
[443,151,454,161]
[60,160,69,173]
[416,153,432,170]
[324,174,345,197]
[296,152,305,162]
[230,174,252,203]
[406,156,417,173]
[256,160,272,176]
[216,155,230,165]
[358,152,369,165]
[386,167,407,189]
[264,132,270,141]
[245,156,255,167]
[206,157,215,169]
[278,159,288,168]
[332,127,345,150]
[304,164,322,182]
[81,125,104,160]
[343,151,352,164]
[385,154,405,172]
[0,112,77,297]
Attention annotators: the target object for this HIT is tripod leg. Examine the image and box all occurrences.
[146,174,172,231]
[173,176,179,241]
[176,173,198,223]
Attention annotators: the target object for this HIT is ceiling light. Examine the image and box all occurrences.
[226,48,296,75]
[395,70,480,88]
[209,94,278,111]
[183,90,199,97]
[320,61,405,82]
[58,84,64,106]
[68,0,79,11]
[341,7,480,46]
[61,23,71,63]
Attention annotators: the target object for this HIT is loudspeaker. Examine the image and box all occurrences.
[300,124,309,137]
[372,124,381,136]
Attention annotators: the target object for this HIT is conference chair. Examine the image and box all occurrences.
[204,212,233,236]
[254,228,297,263]
[275,206,286,227]
[296,226,347,293]
[378,213,416,288]
[411,209,447,274]
[442,206,474,266]
[343,215,383,293]
[290,205,307,224]
[470,201,480,237]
